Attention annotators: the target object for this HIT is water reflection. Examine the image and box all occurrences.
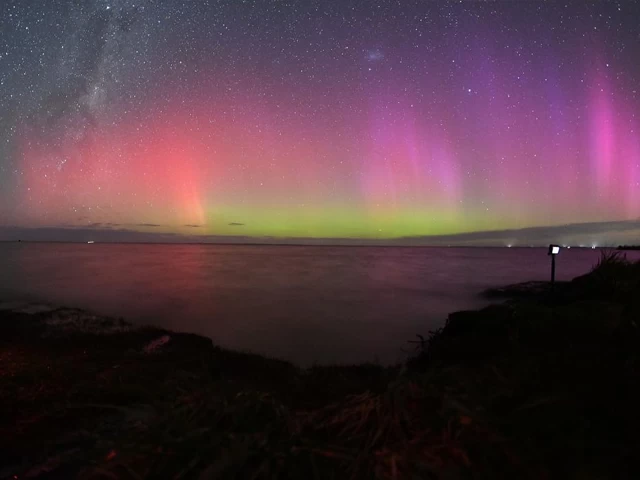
[1,243,637,365]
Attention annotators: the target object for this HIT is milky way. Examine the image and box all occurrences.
[1,0,639,240]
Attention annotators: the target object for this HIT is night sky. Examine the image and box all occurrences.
[1,0,639,243]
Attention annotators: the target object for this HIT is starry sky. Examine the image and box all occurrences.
[1,0,639,243]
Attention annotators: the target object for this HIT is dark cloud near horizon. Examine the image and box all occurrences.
[86,222,121,229]
[397,220,640,246]
[0,225,254,244]
[60,222,161,229]
[184,224,201,228]
[0,219,638,247]
[228,222,245,226]
[61,222,121,229]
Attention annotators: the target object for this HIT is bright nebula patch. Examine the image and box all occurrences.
[0,1,639,242]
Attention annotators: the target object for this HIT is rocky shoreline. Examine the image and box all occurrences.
[1,251,639,479]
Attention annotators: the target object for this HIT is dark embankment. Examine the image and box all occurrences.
[618,245,640,251]
[1,250,639,479]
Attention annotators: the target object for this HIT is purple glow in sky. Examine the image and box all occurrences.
[0,0,639,244]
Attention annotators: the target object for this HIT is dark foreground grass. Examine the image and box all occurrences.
[1,251,640,479]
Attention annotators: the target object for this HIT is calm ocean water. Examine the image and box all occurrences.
[1,243,638,366]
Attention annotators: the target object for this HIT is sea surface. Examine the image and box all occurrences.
[1,243,638,366]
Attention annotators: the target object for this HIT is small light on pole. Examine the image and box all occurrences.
[548,244,561,291]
